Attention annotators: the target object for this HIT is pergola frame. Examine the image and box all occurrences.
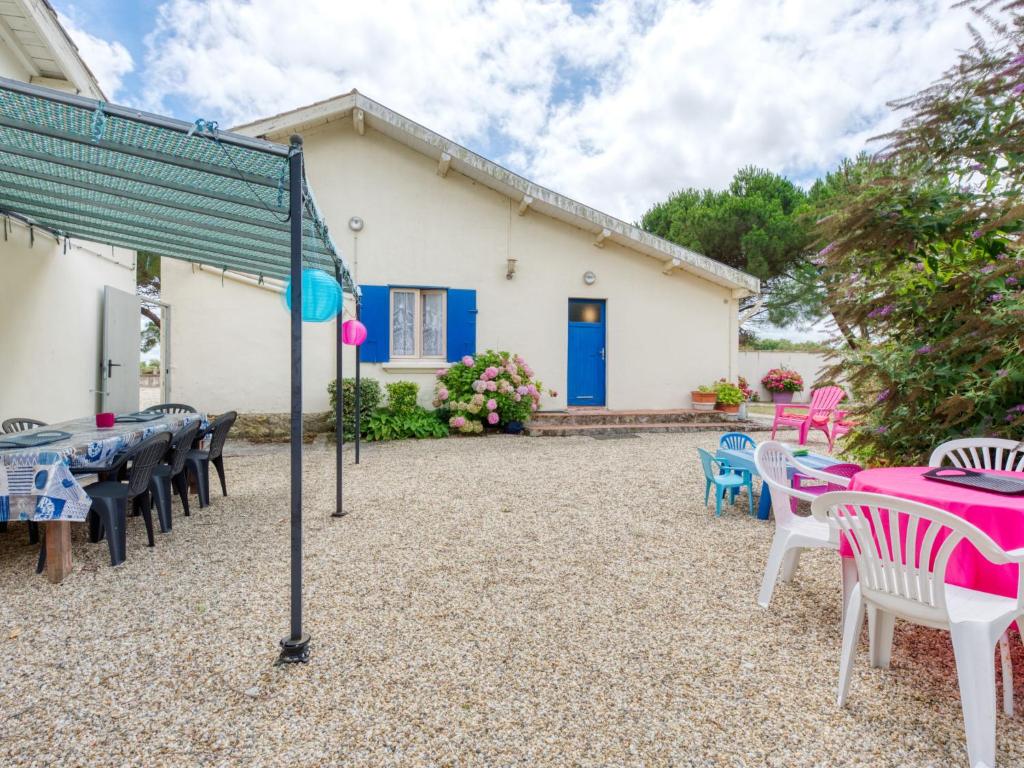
[0,76,358,665]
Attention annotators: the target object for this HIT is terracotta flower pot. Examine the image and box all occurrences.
[771,391,794,404]
[691,391,717,411]
[715,403,741,414]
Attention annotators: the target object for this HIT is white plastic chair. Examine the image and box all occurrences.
[929,438,1024,472]
[812,491,1023,768]
[754,441,851,609]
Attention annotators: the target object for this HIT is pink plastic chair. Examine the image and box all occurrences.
[770,385,846,447]
[789,462,863,513]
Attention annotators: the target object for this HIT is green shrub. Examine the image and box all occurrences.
[327,377,382,441]
[385,380,420,414]
[713,380,744,406]
[365,407,448,441]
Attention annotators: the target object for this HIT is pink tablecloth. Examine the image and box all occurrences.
[843,467,1024,598]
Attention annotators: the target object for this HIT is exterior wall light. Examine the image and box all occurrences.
[506,258,517,280]
[583,270,596,285]
[348,216,364,232]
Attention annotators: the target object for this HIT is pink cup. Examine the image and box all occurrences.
[95,412,115,428]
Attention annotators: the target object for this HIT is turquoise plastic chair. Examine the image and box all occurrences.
[698,448,754,517]
[719,432,756,451]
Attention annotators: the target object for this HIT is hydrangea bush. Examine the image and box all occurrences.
[761,368,804,393]
[434,350,543,434]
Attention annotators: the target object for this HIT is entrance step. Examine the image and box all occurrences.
[525,409,768,437]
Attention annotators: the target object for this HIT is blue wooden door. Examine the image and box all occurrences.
[567,299,606,406]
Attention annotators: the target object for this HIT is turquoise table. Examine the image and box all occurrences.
[716,447,839,520]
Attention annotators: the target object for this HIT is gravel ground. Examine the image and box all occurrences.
[1,431,1022,767]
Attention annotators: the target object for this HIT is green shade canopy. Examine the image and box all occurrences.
[0,75,355,292]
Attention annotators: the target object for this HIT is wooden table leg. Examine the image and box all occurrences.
[44,520,72,583]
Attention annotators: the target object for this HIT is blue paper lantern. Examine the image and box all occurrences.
[284,268,342,323]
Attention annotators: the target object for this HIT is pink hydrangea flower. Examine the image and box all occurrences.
[530,402,538,411]
[486,398,497,411]
[487,411,499,425]
[486,381,497,392]
[516,385,528,396]
[472,380,486,393]
[462,355,474,367]
[438,387,449,401]
[523,366,534,377]
[435,368,447,378]
[485,366,499,379]
[527,384,538,396]
[514,393,522,401]
[450,416,466,428]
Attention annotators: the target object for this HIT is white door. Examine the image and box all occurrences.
[101,285,141,413]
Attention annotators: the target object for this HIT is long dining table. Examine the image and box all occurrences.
[0,412,204,582]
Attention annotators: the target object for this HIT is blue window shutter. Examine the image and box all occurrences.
[358,285,390,363]
[446,289,477,362]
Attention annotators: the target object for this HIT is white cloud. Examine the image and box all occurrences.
[137,0,980,220]
[58,13,134,99]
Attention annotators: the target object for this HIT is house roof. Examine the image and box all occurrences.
[235,91,760,296]
[0,0,104,99]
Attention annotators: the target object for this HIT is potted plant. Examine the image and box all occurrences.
[713,381,744,414]
[761,367,804,403]
[691,384,717,410]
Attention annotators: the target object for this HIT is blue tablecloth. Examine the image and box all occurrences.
[716,446,838,520]
[0,413,204,523]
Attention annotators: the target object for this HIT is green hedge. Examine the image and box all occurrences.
[327,377,382,441]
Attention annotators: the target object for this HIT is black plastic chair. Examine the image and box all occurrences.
[149,420,200,532]
[83,432,171,566]
[1,418,45,544]
[144,403,197,414]
[2,417,46,433]
[185,411,237,508]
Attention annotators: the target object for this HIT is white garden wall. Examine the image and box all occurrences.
[738,350,834,403]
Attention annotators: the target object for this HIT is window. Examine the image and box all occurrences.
[390,288,446,359]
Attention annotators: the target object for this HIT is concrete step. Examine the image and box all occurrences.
[531,408,740,426]
[525,419,768,437]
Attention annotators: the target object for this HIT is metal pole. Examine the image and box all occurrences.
[278,134,310,664]
[354,297,362,465]
[332,267,346,518]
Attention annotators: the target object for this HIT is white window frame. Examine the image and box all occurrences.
[389,287,447,360]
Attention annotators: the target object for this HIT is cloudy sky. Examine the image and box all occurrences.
[53,0,978,227]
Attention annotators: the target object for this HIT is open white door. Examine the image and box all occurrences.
[101,285,141,413]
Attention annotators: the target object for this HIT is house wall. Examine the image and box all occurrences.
[160,260,343,413]
[163,119,740,413]
[0,223,136,421]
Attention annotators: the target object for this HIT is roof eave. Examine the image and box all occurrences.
[234,93,760,296]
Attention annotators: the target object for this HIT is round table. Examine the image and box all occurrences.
[846,466,1024,598]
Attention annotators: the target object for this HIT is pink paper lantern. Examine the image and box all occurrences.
[341,318,367,346]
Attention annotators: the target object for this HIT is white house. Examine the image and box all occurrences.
[0,0,138,422]
[161,91,758,415]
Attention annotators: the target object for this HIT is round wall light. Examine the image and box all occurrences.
[583,270,597,286]
[348,216,364,232]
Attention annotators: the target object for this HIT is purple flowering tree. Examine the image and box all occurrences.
[812,2,1024,465]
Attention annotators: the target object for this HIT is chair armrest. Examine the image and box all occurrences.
[96,449,132,481]
[714,459,750,480]
[775,404,809,416]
